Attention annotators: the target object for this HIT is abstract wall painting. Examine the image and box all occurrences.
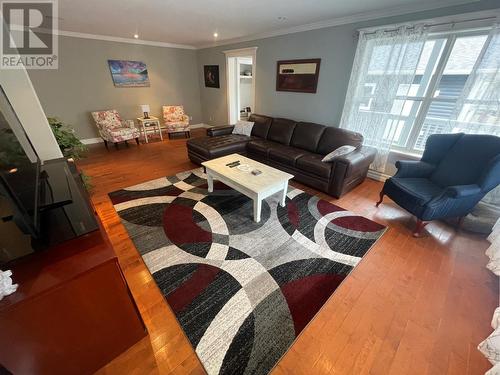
[108,60,150,87]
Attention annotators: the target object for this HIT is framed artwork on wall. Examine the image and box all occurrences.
[276,58,321,93]
[108,60,150,87]
[204,65,220,88]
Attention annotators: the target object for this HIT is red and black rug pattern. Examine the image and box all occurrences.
[109,168,386,375]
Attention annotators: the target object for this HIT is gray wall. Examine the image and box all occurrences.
[28,36,202,140]
[197,0,500,127]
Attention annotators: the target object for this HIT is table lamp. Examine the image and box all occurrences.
[140,104,150,119]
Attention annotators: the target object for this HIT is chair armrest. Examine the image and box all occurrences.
[207,125,234,137]
[479,154,500,192]
[394,161,435,178]
[443,184,482,198]
[181,114,189,122]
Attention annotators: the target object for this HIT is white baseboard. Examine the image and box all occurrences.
[190,123,212,129]
[81,137,103,145]
[80,123,211,145]
[367,169,391,182]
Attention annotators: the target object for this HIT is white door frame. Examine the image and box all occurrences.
[223,47,257,124]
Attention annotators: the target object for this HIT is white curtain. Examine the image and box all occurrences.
[339,26,428,172]
[479,218,500,374]
[451,25,500,207]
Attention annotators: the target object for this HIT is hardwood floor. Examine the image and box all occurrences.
[78,130,498,375]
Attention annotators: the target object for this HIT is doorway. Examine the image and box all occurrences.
[224,47,257,124]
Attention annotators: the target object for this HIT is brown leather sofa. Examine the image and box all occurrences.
[187,114,376,198]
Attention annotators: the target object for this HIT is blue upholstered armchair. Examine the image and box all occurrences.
[376,133,500,237]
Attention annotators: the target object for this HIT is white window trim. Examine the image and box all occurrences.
[368,27,493,155]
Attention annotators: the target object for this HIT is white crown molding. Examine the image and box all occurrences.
[56,30,197,50]
[36,0,480,50]
[195,0,479,49]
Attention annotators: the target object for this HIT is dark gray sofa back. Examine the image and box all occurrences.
[290,122,326,152]
[316,127,364,155]
[267,118,297,145]
[249,114,273,139]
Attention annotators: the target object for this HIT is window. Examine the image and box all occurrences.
[359,29,493,154]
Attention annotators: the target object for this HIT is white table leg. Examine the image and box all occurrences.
[143,123,148,143]
[157,122,163,141]
[253,198,262,222]
[207,173,214,193]
[280,181,288,207]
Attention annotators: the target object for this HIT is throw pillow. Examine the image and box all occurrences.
[478,327,500,365]
[322,145,356,162]
[232,120,254,137]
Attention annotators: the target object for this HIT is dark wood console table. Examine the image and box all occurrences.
[0,228,147,374]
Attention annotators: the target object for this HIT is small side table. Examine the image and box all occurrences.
[137,116,163,143]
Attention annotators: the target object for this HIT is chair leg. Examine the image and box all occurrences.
[103,140,108,150]
[135,137,140,145]
[125,140,129,147]
[114,142,118,149]
[375,191,384,207]
[187,131,191,138]
[413,219,428,237]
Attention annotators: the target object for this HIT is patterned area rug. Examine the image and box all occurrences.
[109,168,386,375]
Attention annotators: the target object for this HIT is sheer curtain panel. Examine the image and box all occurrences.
[340,26,428,172]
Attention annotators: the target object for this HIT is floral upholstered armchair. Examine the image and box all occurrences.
[162,105,190,139]
[91,109,140,149]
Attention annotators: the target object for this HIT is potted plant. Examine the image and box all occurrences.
[47,117,92,189]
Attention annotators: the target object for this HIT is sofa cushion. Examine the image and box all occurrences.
[296,154,332,179]
[290,122,326,152]
[247,139,278,157]
[249,114,273,139]
[268,145,307,167]
[317,127,363,155]
[267,118,297,145]
[187,134,249,159]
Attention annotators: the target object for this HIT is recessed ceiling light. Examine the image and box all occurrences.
[134,34,139,39]
[213,32,218,38]
[277,16,287,21]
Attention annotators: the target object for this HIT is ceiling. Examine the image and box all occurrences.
[57,0,476,48]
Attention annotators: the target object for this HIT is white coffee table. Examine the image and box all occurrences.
[202,154,294,222]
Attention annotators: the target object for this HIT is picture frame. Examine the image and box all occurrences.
[108,60,150,87]
[204,65,220,88]
[276,58,321,93]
